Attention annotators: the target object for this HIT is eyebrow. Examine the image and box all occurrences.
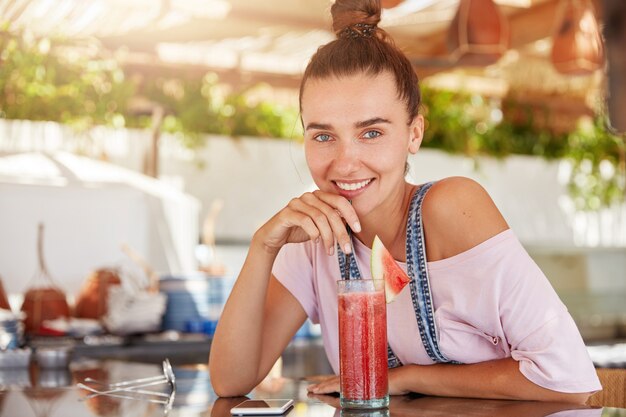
[355,117,391,129]
[305,117,391,131]
[305,122,332,131]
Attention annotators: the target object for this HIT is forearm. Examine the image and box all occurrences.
[209,236,278,396]
[392,358,590,404]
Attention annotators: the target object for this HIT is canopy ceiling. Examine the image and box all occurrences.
[1,0,605,108]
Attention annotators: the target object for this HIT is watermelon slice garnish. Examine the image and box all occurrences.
[371,235,410,303]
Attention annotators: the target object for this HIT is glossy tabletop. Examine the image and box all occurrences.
[0,359,624,417]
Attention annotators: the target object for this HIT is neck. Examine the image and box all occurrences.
[354,182,416,262]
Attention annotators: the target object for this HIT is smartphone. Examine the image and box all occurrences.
[230,399,294,415]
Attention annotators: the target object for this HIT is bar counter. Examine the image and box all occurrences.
[0,358,624,417]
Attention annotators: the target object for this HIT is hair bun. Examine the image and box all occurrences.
[331,0,381,36]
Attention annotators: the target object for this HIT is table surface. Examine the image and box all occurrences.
[1,359,625,417]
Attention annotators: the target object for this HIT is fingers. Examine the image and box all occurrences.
[306,375,340,395]
[285,205,321,243]
[305,191,360,252]
[287,198,334,254]
[298,194,348,255]
[278,190,360,256]
[288,192,359,256]
[259,189,360,253]
[312,191,361,233]
[306,392,341,408]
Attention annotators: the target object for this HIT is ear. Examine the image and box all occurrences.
[408,114,424,154]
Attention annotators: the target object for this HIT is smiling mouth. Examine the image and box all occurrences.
[334,179,373,191]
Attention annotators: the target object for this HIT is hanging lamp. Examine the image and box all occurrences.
[447,0,510,66]
[550,0,604,76]
[381,0,404,8]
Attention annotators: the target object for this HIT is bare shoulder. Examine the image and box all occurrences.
[421,177,509,261]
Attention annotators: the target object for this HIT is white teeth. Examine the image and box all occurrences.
[336,179,372,191]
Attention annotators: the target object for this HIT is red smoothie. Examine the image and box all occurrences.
[338,289,388,401]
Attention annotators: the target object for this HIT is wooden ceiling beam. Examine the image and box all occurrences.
[100,5,329,52]
[121,59,303,90]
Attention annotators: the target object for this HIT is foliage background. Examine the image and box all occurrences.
[1,29,624,210]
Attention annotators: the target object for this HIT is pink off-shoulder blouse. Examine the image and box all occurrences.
[272,229,601,394]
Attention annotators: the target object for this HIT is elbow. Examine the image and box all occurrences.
[540,391,592,405]
[566,392,592,405]
[209,363,257,398]
[212,382,251,398]
[210,370,256,397]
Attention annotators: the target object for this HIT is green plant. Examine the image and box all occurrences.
[1,28,624,210]
[421,87,571,160]
[565,116,626,210]
[420,86,625,211]
[421,88,481,155]
[222,90,300,139]
[0,31,134,128]
[0,29,300,146]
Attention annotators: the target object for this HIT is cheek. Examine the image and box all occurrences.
[304,145,318,171]
[305,147,327,182]
[373,143,409,174]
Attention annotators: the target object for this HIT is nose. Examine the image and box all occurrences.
[332,139,360,175]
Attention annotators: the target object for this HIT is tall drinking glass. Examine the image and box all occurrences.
[337,279,389,409]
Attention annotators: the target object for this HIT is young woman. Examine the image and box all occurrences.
[209,0,601,403]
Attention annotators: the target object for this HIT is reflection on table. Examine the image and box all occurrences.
[0,359,625,417]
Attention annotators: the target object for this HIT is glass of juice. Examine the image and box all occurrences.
[337,279,389,409]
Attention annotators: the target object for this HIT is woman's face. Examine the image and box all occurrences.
[300,71,423,216]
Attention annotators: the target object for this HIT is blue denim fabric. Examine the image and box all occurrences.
[407,182,458,364]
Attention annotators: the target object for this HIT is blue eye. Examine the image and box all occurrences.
[363,130,381,140]
[314,133,331,142]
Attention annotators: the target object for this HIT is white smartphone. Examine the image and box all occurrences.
[230,399,294,415]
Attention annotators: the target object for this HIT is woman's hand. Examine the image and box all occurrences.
[255,190,360,256]
[306,367,409,396]
[306,375,339,395]
[306,392,340,408]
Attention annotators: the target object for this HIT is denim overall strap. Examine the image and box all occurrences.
[337,241,403,368]
[337,245,362,280]
[406,182,458,364]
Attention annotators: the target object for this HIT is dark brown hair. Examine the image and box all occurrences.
[299,0,421,123]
